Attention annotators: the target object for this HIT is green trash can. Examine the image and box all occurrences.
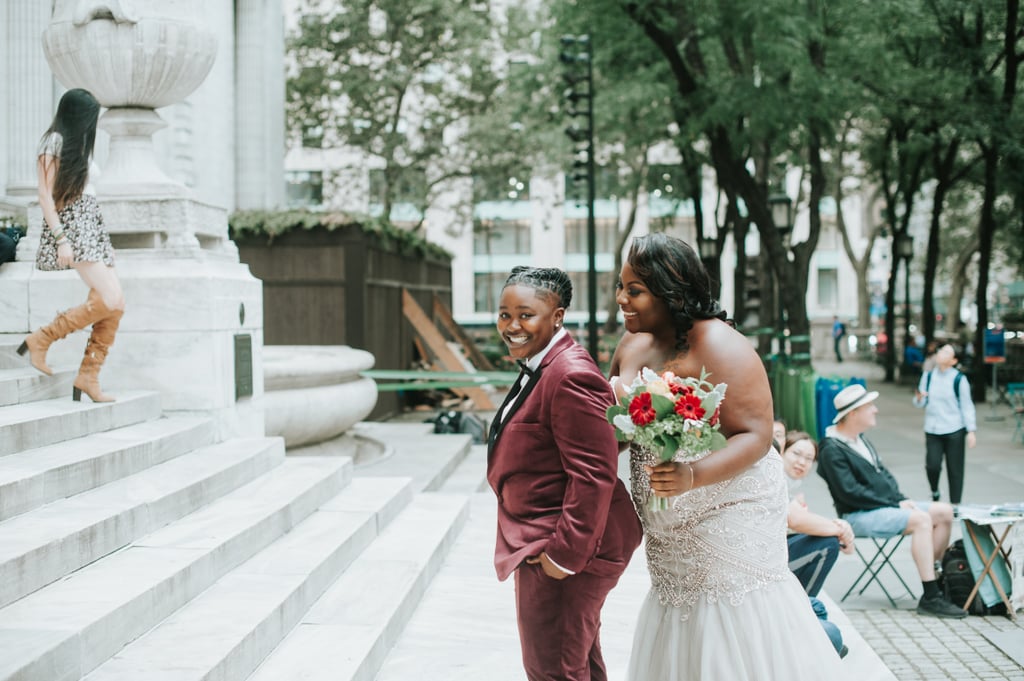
[798,369,818,437]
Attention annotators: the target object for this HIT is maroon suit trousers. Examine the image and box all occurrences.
[513,563,623,681]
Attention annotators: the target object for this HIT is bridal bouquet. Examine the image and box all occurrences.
[606,367,727,509]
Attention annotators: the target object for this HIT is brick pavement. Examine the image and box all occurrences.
[811,357,1024,680]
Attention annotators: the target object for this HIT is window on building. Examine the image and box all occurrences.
[284,171,323,209]
[301,121,323,149]
[475,272,509,313]
[474,219,531,255]
[567,271,618,313]
[369,167,427,208]
[818,268,838,308]
[564,217,618,254]
[648,214,698,242]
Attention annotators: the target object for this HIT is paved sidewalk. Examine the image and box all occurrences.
[806,358,1024,680]
[382,357,1024,679]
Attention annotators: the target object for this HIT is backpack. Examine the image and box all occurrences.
[0,227,18,265]
[924,369,965,407]
[941,539,1007,616]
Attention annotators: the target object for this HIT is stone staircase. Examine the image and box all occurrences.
[0,344,478,681]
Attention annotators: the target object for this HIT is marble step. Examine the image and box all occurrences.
[246,492,470,681]
[0,342,26,370]
[0,455,352,681]
[83,476,416,681]
[438,443,488,494]
[0,416,216,522]
[351,422,474,492]
[0,366,76,407]
[0,436,285,611]
[0,390,162,456]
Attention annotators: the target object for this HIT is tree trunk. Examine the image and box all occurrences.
[923,140,960,344]
[973,147,998,402]
[945,234,978,336]
[603,155,648,334]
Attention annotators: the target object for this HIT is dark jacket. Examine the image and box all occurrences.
[817,434,906,516]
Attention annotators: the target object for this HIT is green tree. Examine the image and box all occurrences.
[287,0,501,228]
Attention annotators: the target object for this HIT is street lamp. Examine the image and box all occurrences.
[697,236,719,262]
[769,193,794,247]
[896,232,914,355]
[768,194,793,358]
[560,35,598,360]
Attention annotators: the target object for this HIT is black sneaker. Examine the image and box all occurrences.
[917,595,967,619]
[932,490,940,501]
[839,644,849,659]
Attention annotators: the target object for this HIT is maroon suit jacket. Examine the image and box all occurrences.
[487,334,642,581]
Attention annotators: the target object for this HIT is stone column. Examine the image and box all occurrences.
[235,0,285,210]
[5,2,54,198]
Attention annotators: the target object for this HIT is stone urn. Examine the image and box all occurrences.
[42,0,218,198]
[263,346,380,449]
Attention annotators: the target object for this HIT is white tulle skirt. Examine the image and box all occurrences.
[627,574,849,680]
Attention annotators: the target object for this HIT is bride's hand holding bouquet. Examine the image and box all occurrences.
[607,367,727,510]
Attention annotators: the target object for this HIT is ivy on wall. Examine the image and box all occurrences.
[228,209,452,261]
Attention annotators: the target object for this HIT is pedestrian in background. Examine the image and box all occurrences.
[913,343,977,504]
[831,316,846,362]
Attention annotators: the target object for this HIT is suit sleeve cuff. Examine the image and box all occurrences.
[546,554,576,575]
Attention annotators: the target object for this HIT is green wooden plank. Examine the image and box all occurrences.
[374,381,512,392]
[361,369,518,382]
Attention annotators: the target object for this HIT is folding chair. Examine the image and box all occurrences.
[841,534,916,607]
[1007,383,1024,445]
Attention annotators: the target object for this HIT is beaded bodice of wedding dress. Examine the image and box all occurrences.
[629,444,792,619]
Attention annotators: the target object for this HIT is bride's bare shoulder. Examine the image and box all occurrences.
[610,331,663,378]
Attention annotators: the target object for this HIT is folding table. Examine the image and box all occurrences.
[958,507,1024,619]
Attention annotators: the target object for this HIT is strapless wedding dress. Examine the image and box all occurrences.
[627,445,850,679]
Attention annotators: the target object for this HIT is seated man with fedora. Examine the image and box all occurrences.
[817,384,966,618]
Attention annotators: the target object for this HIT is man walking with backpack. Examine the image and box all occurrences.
[914,343,977,504]
[831,316,846,362]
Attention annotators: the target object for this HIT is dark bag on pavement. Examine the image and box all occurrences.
[941,540,1007,616]
[429,410,486,444]
[0,227,18,265]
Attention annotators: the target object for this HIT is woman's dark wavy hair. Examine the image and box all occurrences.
[503,266,573,309]
[626,233,729,350]
[42,88,100,209]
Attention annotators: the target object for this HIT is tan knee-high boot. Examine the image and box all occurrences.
[72,304,123,403]
[18,289,107,376]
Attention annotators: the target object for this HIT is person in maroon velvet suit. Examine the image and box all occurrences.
[487,266,642,681]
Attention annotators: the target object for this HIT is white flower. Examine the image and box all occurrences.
[612,413,636,436]
[640,367,661,383]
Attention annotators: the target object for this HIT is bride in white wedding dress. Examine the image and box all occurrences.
[610,234,849,680]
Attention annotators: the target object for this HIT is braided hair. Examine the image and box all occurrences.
[502,266,573,309]
[626,233,729,351]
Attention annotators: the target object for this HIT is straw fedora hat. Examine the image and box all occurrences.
[832,384,879,424]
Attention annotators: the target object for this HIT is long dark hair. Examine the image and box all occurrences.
[626,233,729,350]
[41,88,100,209]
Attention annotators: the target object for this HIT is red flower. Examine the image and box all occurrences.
[709,406,720,426]
[674,394,706,421]
[629,392,657,426]
[669,382,694,397]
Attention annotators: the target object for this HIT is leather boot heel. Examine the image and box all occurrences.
[72,386,82,402]
[17,341,27,356]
